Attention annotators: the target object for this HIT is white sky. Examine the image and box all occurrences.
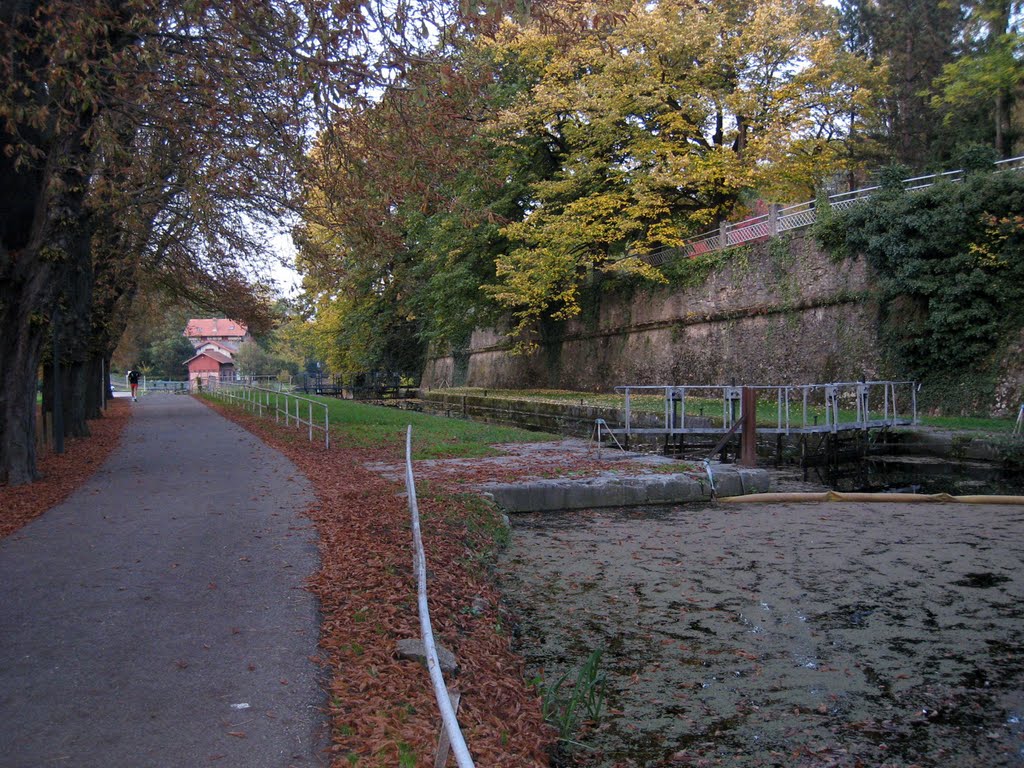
[269,230,303,298]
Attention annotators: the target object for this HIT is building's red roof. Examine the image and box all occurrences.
[184,318,248,339]
[184,349,234,366]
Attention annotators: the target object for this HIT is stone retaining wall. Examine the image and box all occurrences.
[417,392,629,437]
[421,234,881,390]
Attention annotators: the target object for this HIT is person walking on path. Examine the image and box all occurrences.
[0,393,327,767]
[127,368,140,401]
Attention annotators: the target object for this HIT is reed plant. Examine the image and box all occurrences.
[533,649,607,744]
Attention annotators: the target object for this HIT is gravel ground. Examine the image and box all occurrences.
[498,500,1024,767]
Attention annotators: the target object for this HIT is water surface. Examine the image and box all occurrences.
[498,502,1024,766]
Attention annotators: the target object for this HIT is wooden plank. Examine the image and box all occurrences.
[433,687,462,768]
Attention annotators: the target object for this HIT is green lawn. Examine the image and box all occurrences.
[229,392,555,460]
[915,414,1018,432]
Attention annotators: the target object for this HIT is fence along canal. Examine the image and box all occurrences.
[204,380,330,449]
[612,380,917,439]
[605,380,918,484]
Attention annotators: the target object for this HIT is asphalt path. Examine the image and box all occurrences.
[0,393,326,767]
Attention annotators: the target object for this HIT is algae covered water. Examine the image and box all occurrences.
[497,502,1024,766]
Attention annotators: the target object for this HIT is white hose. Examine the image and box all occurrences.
[702,459,716,499]
[405,427,475,768]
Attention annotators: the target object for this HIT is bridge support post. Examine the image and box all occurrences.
[740,387,757,467]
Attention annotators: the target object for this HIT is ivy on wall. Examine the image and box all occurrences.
[815,169,1024,413]
[660,247,742,288]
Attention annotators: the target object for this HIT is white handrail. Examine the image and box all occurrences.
[613,380,918,434]
[202,379,330,449]
[636,155,1023,266]
[404,426,475,768]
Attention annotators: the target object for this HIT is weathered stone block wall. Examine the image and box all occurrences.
[421,234,882,390]
[996,329,1024,415]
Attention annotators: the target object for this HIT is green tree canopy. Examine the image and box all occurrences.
[816,169,1024,411]
[931,0,1024,157]
[294,0,886,360]
[481,0,885,341]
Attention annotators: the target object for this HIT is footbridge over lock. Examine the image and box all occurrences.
[602,380,918,482]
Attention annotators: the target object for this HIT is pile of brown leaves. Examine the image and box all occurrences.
[203,400,553,767]
[0,400,132,540]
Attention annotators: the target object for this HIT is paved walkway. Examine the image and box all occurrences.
[0,394,326,767]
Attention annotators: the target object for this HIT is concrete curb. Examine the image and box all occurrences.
[480,465,770,513]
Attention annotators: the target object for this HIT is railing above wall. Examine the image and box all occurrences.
[637,155,1024,267]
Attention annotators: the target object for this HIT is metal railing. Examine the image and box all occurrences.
[203,379,330,449]
[142,378,190,392]
[638,155,1024,266]
[613,380,917,438]
[114,376,188,393]
[404,426,475,768]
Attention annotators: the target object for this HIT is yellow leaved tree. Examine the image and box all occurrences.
[483,0,886,344]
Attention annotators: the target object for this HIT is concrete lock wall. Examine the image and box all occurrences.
[421,234,882,391]
[415,392,681,437]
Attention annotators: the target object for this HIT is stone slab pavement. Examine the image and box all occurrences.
[0,393,326,768]
[365,439,770,513]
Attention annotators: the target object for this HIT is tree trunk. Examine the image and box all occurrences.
[0,149,78,483]
[85,355,107,419]
[0,274,51,485]
[37,180,99,442]
[88,210,145,413]
[0,129,93,483]
[64,362,90,438]
[61,225,97,437]
[733,116,748,158]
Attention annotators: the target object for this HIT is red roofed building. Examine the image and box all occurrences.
[183,318,250,351]
[184,348,236,386]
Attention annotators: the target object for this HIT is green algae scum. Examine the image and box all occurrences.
[498,501,1024,767]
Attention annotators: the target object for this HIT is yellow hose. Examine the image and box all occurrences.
[720,491,1024,504]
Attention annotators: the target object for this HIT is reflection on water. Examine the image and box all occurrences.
[497,502,1024,766]
[849,455,1024,496]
